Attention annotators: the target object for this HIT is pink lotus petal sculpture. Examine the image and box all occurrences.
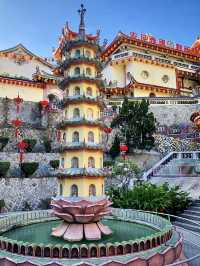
[51,197,112,241]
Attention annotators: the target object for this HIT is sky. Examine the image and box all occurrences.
[0,0,199,58]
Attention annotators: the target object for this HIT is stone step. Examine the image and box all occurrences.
[175,216,200,226]
[173,221,200,233]
[180,213,200,223]
[189,206,200,211]
[184,210,200,217]
[193,203,200,207]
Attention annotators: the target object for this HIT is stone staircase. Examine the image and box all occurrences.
[174,200,200,233]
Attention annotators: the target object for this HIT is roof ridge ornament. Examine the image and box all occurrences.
[78,4,86,38]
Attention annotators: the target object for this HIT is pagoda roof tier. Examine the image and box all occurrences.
[56,167,106,178]
[58,118,105,129]
[58,142,104,152]
[59,75,104,90]
[101,32,200,62]
[63,95,105,109]
[59,56,102,71]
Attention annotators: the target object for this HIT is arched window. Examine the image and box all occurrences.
[87,108,93,120]
[66,88,69,96]
[85,50,91,58]
[71,157,79,168]
[72,131,79,142]
[65,110,68,118]
[61,158,65,168]
[86,67,92,76]
[88,157,95,168]
[149,92,156,97]
[59,183,63,196]
[86,87,92,96]
[100,157,102,168]
[75,49,81,58]
[71,184,78,197]
[88,131,94,142]
[74,86,80,96]
[74,67,80,76]
[89,184,96,196]
[63,132,66,143]
[73,108,80,119]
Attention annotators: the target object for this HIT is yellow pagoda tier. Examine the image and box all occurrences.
[55,5,105,199]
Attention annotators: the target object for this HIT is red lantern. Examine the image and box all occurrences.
[14,94,23,113]
[11,118,23,128]
[11,118,23,137]
[104,127,112,134]
[17,140,28,164]
[120,145,128,152]
[39,99,49,108]
[17,140,28,150]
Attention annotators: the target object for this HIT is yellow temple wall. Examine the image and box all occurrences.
[60,150,103,168]
[61,126,102,143]
[65,102,100,119]
[0,83,44,101]
[59,176,104,197]
[67,82,99,97]
[102,60,177,91]
[127,61,176,89]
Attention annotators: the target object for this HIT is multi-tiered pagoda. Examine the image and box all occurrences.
[51,5,112,242]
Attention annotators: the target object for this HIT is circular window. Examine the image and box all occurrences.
[162,75,169,83]
[141,70,149,79]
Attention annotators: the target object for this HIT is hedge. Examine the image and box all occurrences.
[50,160,60,169]
[0,161,10,176]
[21,162,39,177]
[0,137,9,151]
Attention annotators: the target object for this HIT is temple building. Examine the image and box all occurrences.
[55,5,105,197]
[101,32,200,99]
[0,43,63,101]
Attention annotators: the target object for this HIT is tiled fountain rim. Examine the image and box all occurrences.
[0,209,173,259]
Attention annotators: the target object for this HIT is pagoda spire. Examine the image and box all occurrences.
[78,4,86,38]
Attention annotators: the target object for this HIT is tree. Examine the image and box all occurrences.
[107,157,141,190]
[111,97,156,152]
[109,135,120,159]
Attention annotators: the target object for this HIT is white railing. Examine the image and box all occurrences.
[143,151,200,180]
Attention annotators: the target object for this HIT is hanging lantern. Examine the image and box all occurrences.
[17,140,28,164]
[14,94,23,113]
[39,99,49,108]
[120,145,128,152]
[11,118,23,138]
[104,127,112,134]
[39,99,49,115]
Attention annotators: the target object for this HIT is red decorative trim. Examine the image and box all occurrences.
[0,76,45,89]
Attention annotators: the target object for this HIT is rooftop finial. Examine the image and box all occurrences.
[78,4,86,38]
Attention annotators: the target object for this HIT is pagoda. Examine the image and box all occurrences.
[51,4,112,242]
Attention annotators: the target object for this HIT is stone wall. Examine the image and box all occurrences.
[0,177,57,211]
[150,103,200,126]
[0,152,59,211]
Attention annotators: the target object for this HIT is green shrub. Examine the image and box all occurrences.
[0,137,9,151]
[50,160,59,169]
[38,198,51,209]
[0,199,5,212]
[103,160,113,167]
[21,162,39,177]
[0,161,10,176]
[43,138,52,152]
[23,139,37,152]
[107,183,191,215]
